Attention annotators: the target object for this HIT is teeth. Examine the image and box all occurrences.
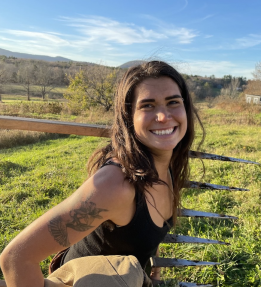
[152,128,174,135]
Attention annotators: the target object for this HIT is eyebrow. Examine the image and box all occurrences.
[138,95,183,104]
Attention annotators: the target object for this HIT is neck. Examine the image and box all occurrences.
[152,151,172,180]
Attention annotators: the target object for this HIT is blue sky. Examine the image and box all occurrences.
[0,0,260,78]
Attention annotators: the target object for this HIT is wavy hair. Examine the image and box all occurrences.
[87,61,205,225]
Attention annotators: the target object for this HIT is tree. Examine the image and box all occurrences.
[0,63,12,102]
[34,64,59,100]
[17,64,35,101]
[0,64,6,102]
[222,75,232,86]
[220,77,240,99]
[245,62,261,96]
[64,65,121,112]
[253,61,261,80]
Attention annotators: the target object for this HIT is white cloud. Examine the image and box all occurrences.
[235,34,261,48]
[164,28,197,44]
[204,34,261,51]
[199,14,214,22]
[175,60,254,78]
[59,16,197,45]
[4,30,69,45]
[0,15,198,63]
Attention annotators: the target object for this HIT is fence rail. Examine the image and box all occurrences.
[0,116,110,137]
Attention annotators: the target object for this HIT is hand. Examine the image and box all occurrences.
[150,267,161,281]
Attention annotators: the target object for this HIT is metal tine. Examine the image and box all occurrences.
[186,181,249,191]
[151,280,212,287]
[179,282,213,287]
[162,234,230,245]
[189,150,259,165]
[150,257,220,268]
[180,208,238,219]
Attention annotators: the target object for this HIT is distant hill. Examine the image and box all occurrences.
[0,48,72,62]
[119,60,147,69]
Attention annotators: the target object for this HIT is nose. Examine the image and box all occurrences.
[155,107,170,123]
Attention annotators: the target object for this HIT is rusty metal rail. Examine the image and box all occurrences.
[180,209,237,219]
[150,257,219,268]
[179,283,212,287]
[162,234,229,245]
[186,181,249,191]
[0,115,257,287]
[189,150,259,165]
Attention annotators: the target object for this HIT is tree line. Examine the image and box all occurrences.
[0,56,260,111]
[0,57,86,101]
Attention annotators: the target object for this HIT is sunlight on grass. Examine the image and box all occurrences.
[0,104,260,286]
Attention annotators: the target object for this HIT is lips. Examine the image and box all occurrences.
[150,127,176,135]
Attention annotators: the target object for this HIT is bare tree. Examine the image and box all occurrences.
[220,77,240,99]
[253,61,261,80]
[34,64,59,100]
[17,64,35,101]
[0,65,5,102]
[0,63,11,102]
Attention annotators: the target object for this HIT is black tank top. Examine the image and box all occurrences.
[62,162,173,268]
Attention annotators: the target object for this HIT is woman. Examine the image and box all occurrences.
[0,61,203,286]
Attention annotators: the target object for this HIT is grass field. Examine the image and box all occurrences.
[1,84,67,102]
[0,104,261,286]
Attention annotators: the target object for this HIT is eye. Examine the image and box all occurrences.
[168,100,179,106]
[140,103,154,109]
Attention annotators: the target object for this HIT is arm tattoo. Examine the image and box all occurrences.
[48,200,108,247]
[48,216,70,247]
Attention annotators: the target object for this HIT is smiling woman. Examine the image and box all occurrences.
[0,61,205,287]
[132,77,187,155]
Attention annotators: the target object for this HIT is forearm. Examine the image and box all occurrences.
[1,255,44,287]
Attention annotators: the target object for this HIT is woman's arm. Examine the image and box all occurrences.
[150,246,161,281]
[0,165,135,287]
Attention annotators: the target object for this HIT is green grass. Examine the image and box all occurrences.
[1,84,67,101]
[0,135,109,277]
[0,109,261,286]
[161,124,261,286]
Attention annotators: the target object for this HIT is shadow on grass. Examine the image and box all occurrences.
[0,161,28,184]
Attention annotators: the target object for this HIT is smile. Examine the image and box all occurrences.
[151,127,176,135]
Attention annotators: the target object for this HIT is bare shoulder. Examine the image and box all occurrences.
[78,163,135,210]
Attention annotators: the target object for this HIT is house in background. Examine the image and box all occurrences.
[245,94,261,104]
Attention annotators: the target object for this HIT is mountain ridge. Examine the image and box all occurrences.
[118,60,147,69]
[0,48,148,69]
[0,48,72,62]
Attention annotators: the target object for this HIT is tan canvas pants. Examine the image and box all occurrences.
[45,255,150,287]
[0,255,152,287]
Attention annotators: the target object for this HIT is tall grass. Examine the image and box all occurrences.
[0,101,114,123]
[0,130,69,149]
[198,97,261,126]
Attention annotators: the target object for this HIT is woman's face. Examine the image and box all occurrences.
[132,76,187,156]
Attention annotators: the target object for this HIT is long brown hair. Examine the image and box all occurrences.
[88,61,205,226]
